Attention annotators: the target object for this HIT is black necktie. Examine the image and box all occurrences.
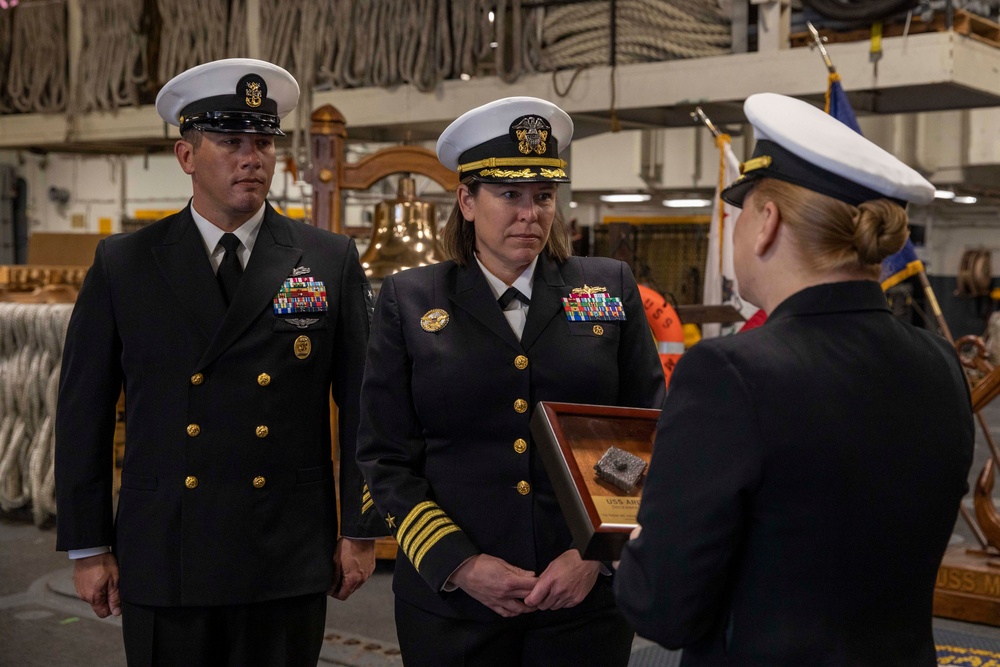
[498,287,530,309]
[217,233,243,306]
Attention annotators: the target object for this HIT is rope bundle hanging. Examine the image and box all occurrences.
[156,0,240,86]
[540,0,730,70]
[74,0,148,114]
[317,0,503,93]
[259,0,330,167]
[0,303,72,526]
[0,8,13,114]
[4,0,68,114]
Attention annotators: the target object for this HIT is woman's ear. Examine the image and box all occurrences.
[457,183,476,221]
[754,200,781,257]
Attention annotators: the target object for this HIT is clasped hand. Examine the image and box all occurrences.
[451,549,600,618]
[329,537,376,601]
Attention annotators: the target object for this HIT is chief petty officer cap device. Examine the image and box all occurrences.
[436,96,574,184]
[721,92,934,209]
[155,58,299,136]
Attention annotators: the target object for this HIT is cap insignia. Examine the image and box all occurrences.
[511,115,550,156]
[238,74,266,109]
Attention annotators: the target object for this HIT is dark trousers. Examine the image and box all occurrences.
[394,595,634,667]
[121,593,327,667]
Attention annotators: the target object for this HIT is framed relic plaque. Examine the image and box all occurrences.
[530,401,660,561]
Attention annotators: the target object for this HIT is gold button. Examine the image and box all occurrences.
[190,373,204,385]
[257,373,271,386]
[185,476,198,489]
[252,476,266,489]
[514,399,528,414]
[187,424,201,437]
[513,438,527,454]
[593,325,604,336]
[517,481,531,495]
[514,355,528,370]
[256,425,269,438]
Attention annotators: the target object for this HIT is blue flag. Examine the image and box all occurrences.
[825,74,862,134]
[879,238,924,290]
[825,73,920,291]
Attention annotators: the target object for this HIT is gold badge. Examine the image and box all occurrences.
[571,284,607,296]
[511,115,550,155]
[294,335,312,359]
[420,309,450,332]
[386,514,396,530]
[245,80,263,108]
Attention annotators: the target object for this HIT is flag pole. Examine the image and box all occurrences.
[806,21,837,74]
[690,107,722,139]
[917,272,955,344]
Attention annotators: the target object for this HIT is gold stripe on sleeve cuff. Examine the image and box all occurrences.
[413,525,463,571]
[396,501,462,573]
[361,485,373,514]
[399,508,447,555]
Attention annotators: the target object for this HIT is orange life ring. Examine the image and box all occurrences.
[638,284,684,388]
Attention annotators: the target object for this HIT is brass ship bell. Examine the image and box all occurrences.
[359,176,443,281]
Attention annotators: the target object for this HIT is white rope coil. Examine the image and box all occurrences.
[0,303,73,526]
[541,0,731,70]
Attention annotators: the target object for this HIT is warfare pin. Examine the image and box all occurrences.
[420,309,450,333]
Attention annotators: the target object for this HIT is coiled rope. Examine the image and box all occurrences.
[3,0,68,114]
[156,0,243,86]
[0,303,72,526]
[316,0,527,92]
[541,0,730,70]
[73,0,148,114]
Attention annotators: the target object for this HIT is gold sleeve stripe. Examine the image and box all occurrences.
[399,508,447,554]
[397,500,437,537]
[361,484,373,514]
[404,516,453,561]
[413,525,463,571]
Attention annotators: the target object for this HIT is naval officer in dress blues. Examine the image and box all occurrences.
[356,96,666,666]
[614,93,974,666]
[55,58,384,666]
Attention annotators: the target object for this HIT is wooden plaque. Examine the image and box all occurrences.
[934,547,1000,625]
[530,401,660,561]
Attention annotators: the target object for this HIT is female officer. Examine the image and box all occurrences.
[357,97,665,666]
[614,93,974,665]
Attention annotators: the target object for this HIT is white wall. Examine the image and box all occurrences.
[2,150,312,235]
[2,121,998,280]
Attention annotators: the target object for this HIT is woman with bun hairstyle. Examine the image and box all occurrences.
[614,93,974,666]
